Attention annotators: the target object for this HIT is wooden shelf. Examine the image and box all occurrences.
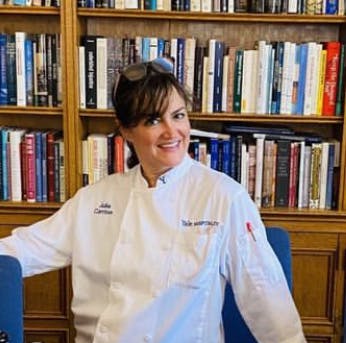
[0,106,63,116]
[77,9,346,23]
[0,5,60,15]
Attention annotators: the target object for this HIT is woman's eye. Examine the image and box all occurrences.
[174,112,186,120]
[144,116,160,126]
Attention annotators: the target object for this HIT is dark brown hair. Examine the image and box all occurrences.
[112,65,191,168]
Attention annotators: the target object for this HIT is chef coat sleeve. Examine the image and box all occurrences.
[220,188,307,343]
[0,194,79,277]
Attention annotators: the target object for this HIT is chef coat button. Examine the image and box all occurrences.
[143,334,152,342]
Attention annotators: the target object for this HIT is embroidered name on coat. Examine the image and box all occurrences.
[94,201,113,215]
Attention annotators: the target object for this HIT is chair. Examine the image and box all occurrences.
[0,255,23,343]
[222,226,292,343]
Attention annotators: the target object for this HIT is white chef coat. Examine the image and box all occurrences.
[0,155,306,343]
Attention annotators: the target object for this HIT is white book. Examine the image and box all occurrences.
[87,133,108,184]
[303,42,317,115]
[319,142,329,209]
[310,43,322,115]
[82,139,89,185]
[288,0,298,12]
[254,135,264,207]
[9,128,26,202]
[241,49,258,114]
[191,0,201,11]
[256,40,269,114]
[241,143,248,189]
[201,56,209,113]
[79,46,86,109]
[297,141,305,209]
[206,39,216,113]
[201,0,212,11]
[222,55,229,112]
[190,128,230,140]
[149,37,158,61]
[15,32,27,106]
[228,0,234,12]
[280,42,295,114]
[125,0,139,8]
[96,37,107,109]
[184,38,196,100]
[115,0,125,9]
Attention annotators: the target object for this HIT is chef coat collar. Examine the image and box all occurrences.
[134,154,193,189]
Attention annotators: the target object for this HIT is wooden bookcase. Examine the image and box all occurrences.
[2,1,346,342]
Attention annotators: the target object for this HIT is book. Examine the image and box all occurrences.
[83,35,98,109]
[275,140,291,207]
[322,41,341,116]
[24,132,36,203]
[233,49,243,113]
[0,34,7,106]
[9,128,26,202]
[15,32,27,106]
[6,34,16,106]
[96,37,107,109]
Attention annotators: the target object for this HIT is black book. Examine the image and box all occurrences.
[275,140,291,207]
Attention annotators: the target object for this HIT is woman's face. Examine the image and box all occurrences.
[121,88,191,182]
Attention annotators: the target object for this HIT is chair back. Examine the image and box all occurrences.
[222,226,292,343]
[0,255,23,343]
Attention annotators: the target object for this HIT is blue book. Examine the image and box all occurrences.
[35,131,43,202]
[141,37,150,62]
[1,128,8,201]
[213,41,224,113]
[0,34,7,106]
[189,139,199,161]
[144,0,157,9]
[275,41,284,114]
[326,0,338,13]
[291,44,300,115]
[6,34,16,106]
[229,136,237,180]
[25,38,34,106]
[176,38,185,85]
[221,139,230,176]
[157,38,165,57]
[296,43,308,115]
[209,138,219,171]
[325,143,335,210]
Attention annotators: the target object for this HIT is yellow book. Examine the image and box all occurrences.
[316,49,327,116]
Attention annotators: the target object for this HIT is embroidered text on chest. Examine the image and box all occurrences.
[93,201,113,215]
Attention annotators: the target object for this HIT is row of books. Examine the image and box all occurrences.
[79,35,345,117]
[82,133,130,186]
[0,0,59,6]
[77,0,341,14]
[190,127,340,210]
[0,32,62,107]
[0,127,64,203]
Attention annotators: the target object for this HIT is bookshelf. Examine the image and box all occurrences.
[2,1,346,341]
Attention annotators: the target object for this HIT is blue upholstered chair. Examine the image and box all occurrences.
[0,255,23,343]
[222,226,292,343]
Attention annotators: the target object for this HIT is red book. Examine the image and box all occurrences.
[322,41,341,116]
[114,135,124,173]
[46,130,61,202]
[24,132,36,203]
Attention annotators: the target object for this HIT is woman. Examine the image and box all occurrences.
[0,58,306,342]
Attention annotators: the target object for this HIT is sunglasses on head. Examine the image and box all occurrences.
[121,57,174,82]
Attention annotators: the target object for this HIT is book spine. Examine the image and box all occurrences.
[322,41,341,116]
[275,140,291,207]
[84,35,98,109]
[15,32,27,106]
[0,34,7,105]
[25,132,36,203]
